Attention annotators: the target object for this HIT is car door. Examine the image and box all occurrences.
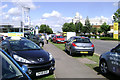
[112,45,120,75]
[108,45,120,73]
[66,37,73,51]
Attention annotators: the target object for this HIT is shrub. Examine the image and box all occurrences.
[100,37,118,40]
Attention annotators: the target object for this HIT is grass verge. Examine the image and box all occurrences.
[34,75,55,80]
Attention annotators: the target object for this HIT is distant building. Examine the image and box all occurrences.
[72,12,108,26]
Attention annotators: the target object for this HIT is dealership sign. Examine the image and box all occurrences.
[8,32,24,37]
[113,22,118,39]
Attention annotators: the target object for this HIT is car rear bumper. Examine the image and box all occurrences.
[71,47,94,54]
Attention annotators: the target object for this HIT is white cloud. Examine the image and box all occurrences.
[0,4,8,9]
[8,7,21,15]
[12,16,21,21]
[4,15,9,19]
[32,10,72,32]
[43,11,61,18]
[113,2,118,6]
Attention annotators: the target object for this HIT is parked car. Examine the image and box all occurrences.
[50,34,55,42]
[0,36,4,43]
[99,44,120,76]
[1,37,55,77]
[24,33,44,47]
[0,48,31,80]
[52,35,66,44]
[65,36,94,56]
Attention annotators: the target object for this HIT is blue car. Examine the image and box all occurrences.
[0,48,31,80]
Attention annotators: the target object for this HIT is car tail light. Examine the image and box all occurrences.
[91,44,94,47]
[72,43,76,47]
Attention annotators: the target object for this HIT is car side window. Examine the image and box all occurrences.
[2,41,8,46]
[114,45,120,53]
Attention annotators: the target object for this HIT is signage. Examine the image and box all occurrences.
[113,22,118,39]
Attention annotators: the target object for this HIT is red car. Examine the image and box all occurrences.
[53,35,66,43]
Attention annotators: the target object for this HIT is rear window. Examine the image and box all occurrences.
[75,38,90,43]
[57,36,63,38]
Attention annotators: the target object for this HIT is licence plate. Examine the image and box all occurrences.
[61,41,64,42]
[80,51,88,53]
[36,70,49,76]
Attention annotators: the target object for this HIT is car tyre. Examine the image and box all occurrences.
[65,45,67,52]
[100,60,108,74]
[89,53,93,56]
[69,48,74,56]
[56,41,58,44]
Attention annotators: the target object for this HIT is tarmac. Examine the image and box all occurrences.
[43,42,104,78]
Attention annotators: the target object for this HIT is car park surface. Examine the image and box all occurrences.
[65,36,94,56]
[1,37,55,77]
[0,48,31,80]
[99,44,120,76]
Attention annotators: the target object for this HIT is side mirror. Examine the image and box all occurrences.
[21,65,28,73]
[111,48,115,52]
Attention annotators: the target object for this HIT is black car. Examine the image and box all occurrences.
[24,33,44,47]
[0,48,31,80]
[1,38,55,77]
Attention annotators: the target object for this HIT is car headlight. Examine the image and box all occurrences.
[57,39,61,41]
[49,53,53,61]
[13,55,31,63]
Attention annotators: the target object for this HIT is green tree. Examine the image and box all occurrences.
[100,22,110,36]
[82,26,88,35]
[62,22,75,32]
[84,16,92,34]
[39,24,53,34]
[113,8,120,22]
[91,27,97,35]
[75,21,83,33]
[98,28,102,35]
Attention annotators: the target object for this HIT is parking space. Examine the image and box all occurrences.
[43,42,104,78]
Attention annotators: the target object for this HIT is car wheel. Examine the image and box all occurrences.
[39,43,43,47]
[65,45,67,52]
[100,60,108,74]
[69,48,74,56]
[49,70,54,75]
[89,53,93,56]
[56,41,58,44]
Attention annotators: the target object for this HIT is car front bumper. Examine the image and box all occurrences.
[18,59,55,77]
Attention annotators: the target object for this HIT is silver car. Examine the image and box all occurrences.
[65,36,94,56]
[99,44,120,76]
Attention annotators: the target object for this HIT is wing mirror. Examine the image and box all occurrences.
[111,48,116,52]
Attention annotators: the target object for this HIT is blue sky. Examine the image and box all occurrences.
[0,1,118,32]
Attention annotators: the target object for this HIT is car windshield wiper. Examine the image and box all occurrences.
[2,75,23,80]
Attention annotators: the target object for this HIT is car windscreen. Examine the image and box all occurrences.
[57,36,63,38]
[9,40,41,51]
[75,38,90,43]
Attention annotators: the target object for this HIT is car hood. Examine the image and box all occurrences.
[14,49,50,64]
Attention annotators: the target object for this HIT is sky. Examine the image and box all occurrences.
[0,0,119,32]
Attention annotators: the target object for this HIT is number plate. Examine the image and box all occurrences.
[36,70,49,76]
[80,52,88,53]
